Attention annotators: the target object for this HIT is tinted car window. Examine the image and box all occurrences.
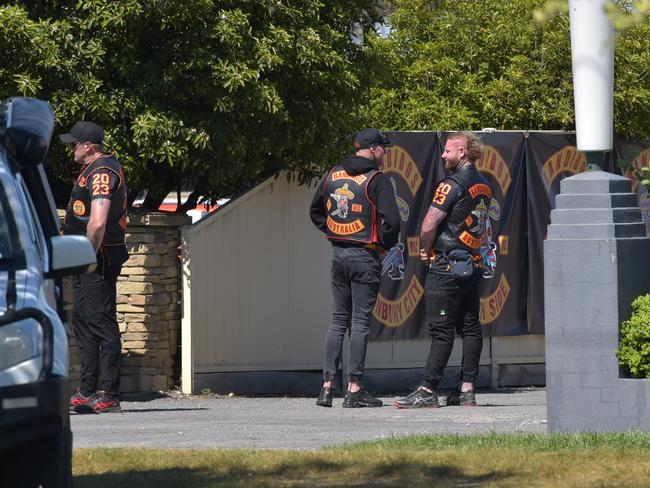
[0,183,15,262]
[19,177,46,265]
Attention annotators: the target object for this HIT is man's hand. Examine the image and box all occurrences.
[419,248,430,266]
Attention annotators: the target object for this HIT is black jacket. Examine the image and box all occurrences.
[310,155,401,250]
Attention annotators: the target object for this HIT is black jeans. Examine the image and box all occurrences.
[72,244,128,394]
[323,245,381,384]
[421,253,483,391]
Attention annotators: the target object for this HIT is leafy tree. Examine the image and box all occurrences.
[0,1,382,209]
[606,1,650,30]
[362,0,650,142]
[537,2,650,32]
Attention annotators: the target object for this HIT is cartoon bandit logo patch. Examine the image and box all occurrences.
[330,183,354,219]
[73,199,86,216]
[326,182,366,235]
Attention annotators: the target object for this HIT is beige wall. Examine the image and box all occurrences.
[182,176,328,388]
[181,174,544,393]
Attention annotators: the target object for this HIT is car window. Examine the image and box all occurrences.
[19,176,47,267]
[0,182,16,263]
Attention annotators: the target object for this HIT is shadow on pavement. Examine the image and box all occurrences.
[74,463,512,487]
[72,407,209,415]
[119,407,210,413]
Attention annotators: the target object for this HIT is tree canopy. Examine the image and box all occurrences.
[3,1,650,208]
[0,0,380,208]
[362,0,650,140]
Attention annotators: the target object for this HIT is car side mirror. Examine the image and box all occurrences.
[46,235,96,278]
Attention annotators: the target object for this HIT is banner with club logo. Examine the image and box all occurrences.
[614,137,650,236]
[465,132,528,336]
[524,132,620,334]
[369,132,440,340]
[370,131,527,339]
[369,131,643,340]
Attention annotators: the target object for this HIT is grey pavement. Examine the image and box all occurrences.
[71,388,547,450]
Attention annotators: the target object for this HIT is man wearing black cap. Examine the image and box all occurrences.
[310,128,400,408]
[61,121,128,413]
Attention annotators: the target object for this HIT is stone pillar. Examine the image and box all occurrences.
[66,212,191,393]
[544,171,650,432]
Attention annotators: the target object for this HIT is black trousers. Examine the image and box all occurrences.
[323,245,381,384]
[421,254,483,391]
[72,245,128,394]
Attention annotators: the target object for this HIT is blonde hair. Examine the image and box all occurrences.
[448,132,483,163]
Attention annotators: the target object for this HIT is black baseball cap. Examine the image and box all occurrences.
[59,121,103,145]
[353,128,392,150]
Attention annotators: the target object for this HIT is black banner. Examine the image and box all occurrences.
[370,132,439,340]
[368,131,643,340]
[370,131,528,339]
[615,137,650,236]
[525,133,583,334]
[468,132,528,336]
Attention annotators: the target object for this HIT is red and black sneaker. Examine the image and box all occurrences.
[70,388,94,410]
[75,391,121,414]
[89,391,121,413]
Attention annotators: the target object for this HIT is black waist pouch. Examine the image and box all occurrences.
[446,249,474,280]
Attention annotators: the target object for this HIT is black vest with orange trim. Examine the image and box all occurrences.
[63,155,127,245]
[323,166,381,245]
[433,163,492,255]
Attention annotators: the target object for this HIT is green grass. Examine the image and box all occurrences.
[344,431,650,451]
[73,432,650,487]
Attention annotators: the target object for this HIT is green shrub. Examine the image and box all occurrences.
[617,294,650,378]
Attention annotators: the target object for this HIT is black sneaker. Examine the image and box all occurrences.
[394,387,440,409]
[316,386,333,407]
[342,388,382,408]
[75,391,121,414]
[446,389,476,407]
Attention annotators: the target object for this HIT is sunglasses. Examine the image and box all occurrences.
[70,141,87,150]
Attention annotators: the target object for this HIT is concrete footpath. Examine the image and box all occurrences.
[71,388,546,450]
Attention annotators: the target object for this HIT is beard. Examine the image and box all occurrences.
[444,158,459,171]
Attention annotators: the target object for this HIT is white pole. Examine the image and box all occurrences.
[569,0,615,152]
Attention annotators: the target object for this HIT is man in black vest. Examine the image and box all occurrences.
[395,132,491,409]
[310,128,400,408]
[61,121,128,413]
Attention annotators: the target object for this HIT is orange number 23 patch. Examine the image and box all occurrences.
[92,173,110,196]
[432,182,452,206]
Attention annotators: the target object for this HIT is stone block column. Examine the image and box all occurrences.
[544,171,650,432]
[66,212,191,393]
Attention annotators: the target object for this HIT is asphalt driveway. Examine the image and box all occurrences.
[71,388,547,450]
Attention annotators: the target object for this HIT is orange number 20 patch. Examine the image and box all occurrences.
[432,183,452,206]
[92,173,110,196]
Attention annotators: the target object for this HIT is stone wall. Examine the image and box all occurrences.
[65,212,191,393]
